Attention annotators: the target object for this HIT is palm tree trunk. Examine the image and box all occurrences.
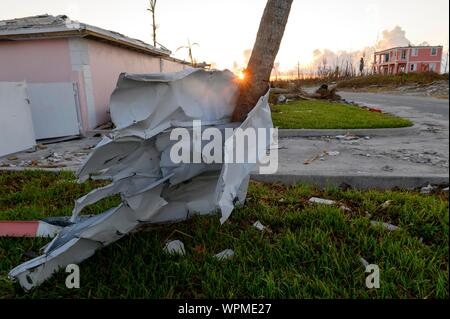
[231,0,293,122]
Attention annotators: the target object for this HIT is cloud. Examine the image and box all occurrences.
[308,26,413,74]
[376,25,411,50]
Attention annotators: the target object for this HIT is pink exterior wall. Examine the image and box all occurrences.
[408,47,442,63]
[373,46,443,74]
[0,38,90,133]
[0,37,189,132]
[87,39,186,126]
[163,59,187,72]
[0,39,72,83]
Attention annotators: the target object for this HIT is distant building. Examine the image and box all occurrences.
[0,14,192,139]
[373,45,443,75]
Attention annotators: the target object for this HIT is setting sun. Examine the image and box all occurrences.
[238,71,246,80]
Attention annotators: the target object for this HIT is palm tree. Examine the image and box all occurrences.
[232,0,294,122]
[176,39,200,65]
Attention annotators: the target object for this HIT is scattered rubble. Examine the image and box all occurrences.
[374,149,448,168]
[327,151,340,156]
[395,80,449,98]
[313,84,341,101]
[304,149,341,165]
[0,136,101,170]
[336,133,360,141]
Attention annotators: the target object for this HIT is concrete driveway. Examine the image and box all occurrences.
[257,92,449,189]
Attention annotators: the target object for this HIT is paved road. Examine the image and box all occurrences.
[340,91,449,118]
[260,91,449,188]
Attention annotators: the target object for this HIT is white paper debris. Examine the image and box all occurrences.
[164,240,186,256]
[9,68,274,290]
[381,200,393,209]
[253,221,266,231]
[370,221,400,231]
[309,197,336,205]
[420,184,436,194]
[214,249,234,260]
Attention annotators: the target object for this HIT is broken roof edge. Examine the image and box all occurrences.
[0,14,172,58]
[374,45,444,54]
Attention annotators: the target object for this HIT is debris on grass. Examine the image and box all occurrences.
[7,69,274,291]
[370,221,400,231]
[214,249,234,260]
[369,107,382,113]
[163,240,186,256]
[253,221,266,231]
[381,200,393,209]
[309,197,336,205]
[340,205,352,212]
[421,184,436,194]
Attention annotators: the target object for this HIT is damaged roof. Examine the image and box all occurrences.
[0,14,171,57]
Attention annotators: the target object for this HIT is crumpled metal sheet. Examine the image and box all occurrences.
[8,68,274,290]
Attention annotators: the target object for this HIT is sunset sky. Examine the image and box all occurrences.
[1,0,448,72]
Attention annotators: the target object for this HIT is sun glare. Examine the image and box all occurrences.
[238,71,246,80]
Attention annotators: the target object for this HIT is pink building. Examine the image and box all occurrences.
[373,45,443,75]
[0,14,192,139]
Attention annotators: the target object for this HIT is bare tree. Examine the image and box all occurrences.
[231,0,294,122]
[147,0,158,47]
[176,39,200,65]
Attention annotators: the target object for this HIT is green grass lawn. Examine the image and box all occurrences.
[0,171,448,299]
[271,100,413,129]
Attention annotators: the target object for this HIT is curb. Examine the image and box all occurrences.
[278,125,419,138]
[251,173,449,190]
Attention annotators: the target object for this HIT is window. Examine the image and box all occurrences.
[384,53,389,62]
[401,50,407,60]
[411,48,419,56]
[431,48,438,56]
[410,63,416,72]
[429,63,436,72]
